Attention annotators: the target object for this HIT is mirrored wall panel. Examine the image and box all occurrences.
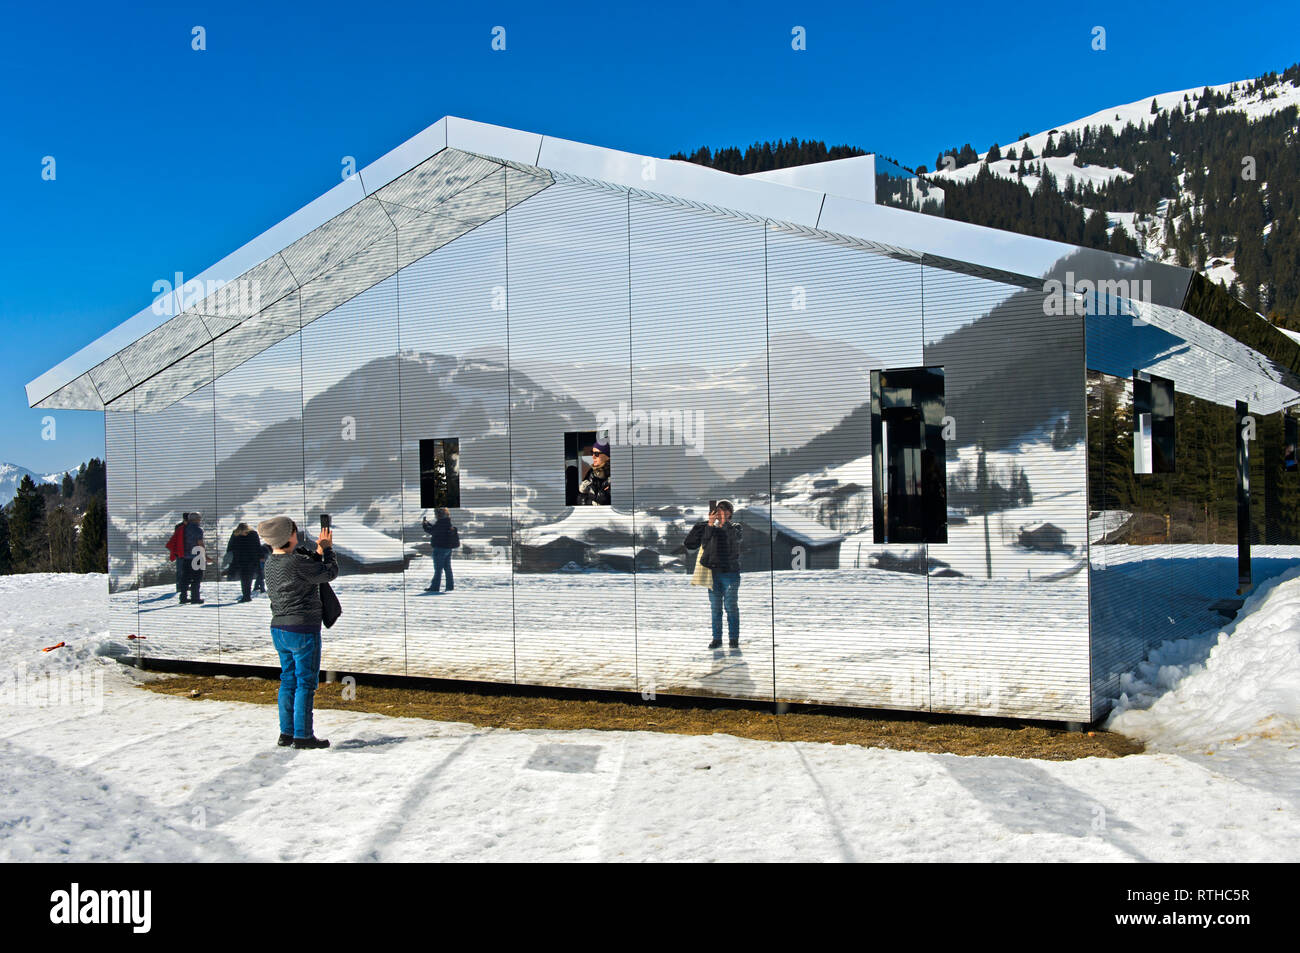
[399,212,515,682]
[766,226,928,710]
[213,332,306,666]
[629,196,772,702]
[505,181,638,691]
[300,271,407,674]
[133,347,220,663]
[923,266,1090,721]
[105,392,139,661]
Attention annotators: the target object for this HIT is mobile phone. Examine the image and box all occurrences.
[320,514,331,530]
[708,499,718,513]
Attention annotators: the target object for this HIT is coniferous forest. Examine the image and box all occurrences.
[0,460,107,575]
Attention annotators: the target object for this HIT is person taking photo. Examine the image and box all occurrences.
[258,515,339,750]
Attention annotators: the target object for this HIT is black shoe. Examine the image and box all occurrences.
[277,733,293,747]
[292,736,330,750]
[708,639,722,650]
[729,640,739,649]
[179,597,189,603]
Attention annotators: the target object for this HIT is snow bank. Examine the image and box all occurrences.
[1107,566,1300,749]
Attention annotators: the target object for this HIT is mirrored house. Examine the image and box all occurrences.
[30,117,1300,723]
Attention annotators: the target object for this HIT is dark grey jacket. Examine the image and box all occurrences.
[578,465,611,505]
[684,520,743,573]
[265,546,339,630]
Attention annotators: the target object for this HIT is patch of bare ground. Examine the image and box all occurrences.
[140,673,1142,760]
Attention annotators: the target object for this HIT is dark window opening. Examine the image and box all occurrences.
[419,438,461,508]
[1133,372,1175,473]
[565,431,611,506]
[872,367,946,544]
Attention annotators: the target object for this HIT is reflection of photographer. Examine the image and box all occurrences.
[684,500,743,650]
[578,439,611,506]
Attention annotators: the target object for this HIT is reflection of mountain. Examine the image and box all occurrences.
[508,330,881,476]
[216,385,302,460]
[146,351,727,525]
[732,283,1085,493]
[925,284,1084,450]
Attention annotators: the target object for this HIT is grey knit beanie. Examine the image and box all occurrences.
[257,515,296,549]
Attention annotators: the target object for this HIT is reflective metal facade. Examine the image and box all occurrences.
[1085,299,1300,719]
[58,128,1300,723]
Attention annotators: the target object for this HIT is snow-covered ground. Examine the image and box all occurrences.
[2,572,1296,861]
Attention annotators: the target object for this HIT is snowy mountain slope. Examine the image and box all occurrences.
[944,80,1300,181]
[0,462,79,506]
[930,74,1300,294]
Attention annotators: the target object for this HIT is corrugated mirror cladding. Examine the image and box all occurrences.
[1085,301,1300,719]
[103,152,1205,724]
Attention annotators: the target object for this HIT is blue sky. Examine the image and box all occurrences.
[2,0,1297,473]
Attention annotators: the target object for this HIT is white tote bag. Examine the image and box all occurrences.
[690,551,712,588]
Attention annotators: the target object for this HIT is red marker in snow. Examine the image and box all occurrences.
[127,634,146,640]
[41,641,66,653]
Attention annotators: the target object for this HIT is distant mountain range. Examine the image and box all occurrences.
[0,462,79,506]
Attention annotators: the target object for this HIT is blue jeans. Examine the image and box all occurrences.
[431,547,454,591]
[709,571,741,644]
[271,627,321,738]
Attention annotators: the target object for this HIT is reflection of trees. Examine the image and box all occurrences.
[947,452,1034,515]
[1082,370,1295,546]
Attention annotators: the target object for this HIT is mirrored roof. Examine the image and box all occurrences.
[28,116,1270,411]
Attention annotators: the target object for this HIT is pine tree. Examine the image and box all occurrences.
[46,505,76,573]
[82,458,106,498]
[1084,209,1110,249]
[0,508,12,574]
[77,495,107,573]
[8,475,46,572]
[61,473,74,498]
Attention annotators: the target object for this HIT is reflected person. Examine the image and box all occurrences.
[181,511,206,605]
[254,541,270,595]
[227,522,263,603]
[422,507,459,593]
[578,439,611,505]
[684,500,743,650]
[259,515,339,751]
[166,512,189,599]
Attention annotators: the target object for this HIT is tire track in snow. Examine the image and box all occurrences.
[352,729,493,862]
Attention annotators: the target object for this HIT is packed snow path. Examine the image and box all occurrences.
[1,575,1296,862]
